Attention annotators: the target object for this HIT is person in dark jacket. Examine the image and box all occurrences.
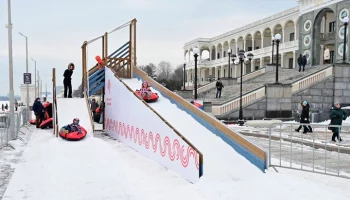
[32,97,45,128]
[297,54,303,72]
[295,101,313,134]
[329,102,347,142]
[216,78,224,98]
[301,55,307,72]
[63,63,75,98]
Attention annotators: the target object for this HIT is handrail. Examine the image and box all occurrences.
[291,65,333,93]
[108,19,135,34]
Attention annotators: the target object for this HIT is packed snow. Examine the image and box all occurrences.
[122,78,350,200]
[1,83,350,200]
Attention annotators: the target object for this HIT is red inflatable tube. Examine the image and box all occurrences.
[59,127,87,141]
[135,90,159,102]
[40,118,53,129]
[29,119,36,125]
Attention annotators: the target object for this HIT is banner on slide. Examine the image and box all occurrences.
[104,67,201,183]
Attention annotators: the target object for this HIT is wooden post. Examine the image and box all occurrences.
[105,32,108,65]
[81,42,87,97]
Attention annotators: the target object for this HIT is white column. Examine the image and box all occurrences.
[292,51,296,68]
[252,39,255,51]
[260,57,263,68]
[243,39,246,51]
[281,53,284,68]
[261,35,264,48]
[251,59,255,72]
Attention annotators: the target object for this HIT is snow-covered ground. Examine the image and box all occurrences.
[121,78,350,200]
[1,79,350,199]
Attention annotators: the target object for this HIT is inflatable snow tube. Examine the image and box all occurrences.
[43,102,53,118]
[40,118,53,129]
[135,90,159,102]
[59,126,87,141]
[29,119,36,125]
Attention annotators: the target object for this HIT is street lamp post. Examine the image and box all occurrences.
[183,61,186,90]
[6,0,15,145]
[193,48,199,99]
[271,36,275,64]
[228,48,232,77]
[274,33,281,83]
[19,32,30,123]
[31,58,37,98]
[342,16,349,63]
[232,50,254,126]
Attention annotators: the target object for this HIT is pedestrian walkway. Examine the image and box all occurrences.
[1,128,205,200]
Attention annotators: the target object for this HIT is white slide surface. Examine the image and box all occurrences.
[56,98,93,136]
[121,78,350,200]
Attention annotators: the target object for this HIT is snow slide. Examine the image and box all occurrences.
[121,77,350,200]
[56,98,93,136]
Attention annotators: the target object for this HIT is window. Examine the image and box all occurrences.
[248,47,252,51]
[217,53,220,59]
[224,69,226,77]
[329,22,335,32]
[290,33,295,41]
[223,51,226,57]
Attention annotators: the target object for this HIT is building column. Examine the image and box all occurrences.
[252,39,255,51]
[251,59,255,72]
[261,35,264,48]
[292,51,296,68]
[260,58,264,68]
[243,39,246,51]
[281,53,285,68]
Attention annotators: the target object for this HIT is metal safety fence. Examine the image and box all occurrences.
[268,122,350,179]
[0,107,31,149]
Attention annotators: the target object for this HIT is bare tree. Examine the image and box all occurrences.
[157,61,173,80]
[143,63,157,77]
[171,65,184,82]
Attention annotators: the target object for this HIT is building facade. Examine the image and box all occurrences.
[183,0,350,87]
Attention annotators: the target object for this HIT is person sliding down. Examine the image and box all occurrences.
[140,81,151,100]
[62,118,83,134]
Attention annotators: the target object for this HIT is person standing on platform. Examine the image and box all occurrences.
[63,63,75,98]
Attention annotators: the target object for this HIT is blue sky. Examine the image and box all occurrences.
[0,0,297,96]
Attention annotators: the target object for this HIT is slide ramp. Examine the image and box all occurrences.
[56,98,93,137]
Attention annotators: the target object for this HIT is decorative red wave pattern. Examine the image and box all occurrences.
[105,118,199,170]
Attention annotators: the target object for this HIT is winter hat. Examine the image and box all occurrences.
[302,101,307,106]
[334,102,340,106]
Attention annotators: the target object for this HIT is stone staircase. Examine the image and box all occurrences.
[200,65,331,104]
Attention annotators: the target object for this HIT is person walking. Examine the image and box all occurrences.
[14,99,18,111]
[215,78,224,98]
[32,97,45,128]
[297,54,303,72]
[99,101,105,124]
[295,101,313,134]
[63,63,75,98]
[329,102,347,142]
[90,99,98,117]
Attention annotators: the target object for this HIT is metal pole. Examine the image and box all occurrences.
[194,54,198,99]
[32,58,37,98]
[37,71,40,98]
[7,0,15,142]
[239,58,243,126]
[343,23,348,63]
[19,33,30,123]
[183,63,186,90]
[276,40,280,83]
[228,52,231,77]
[46,83,47,99]
[271,40,275,64]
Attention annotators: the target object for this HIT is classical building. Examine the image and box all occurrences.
[183,0,350,87]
